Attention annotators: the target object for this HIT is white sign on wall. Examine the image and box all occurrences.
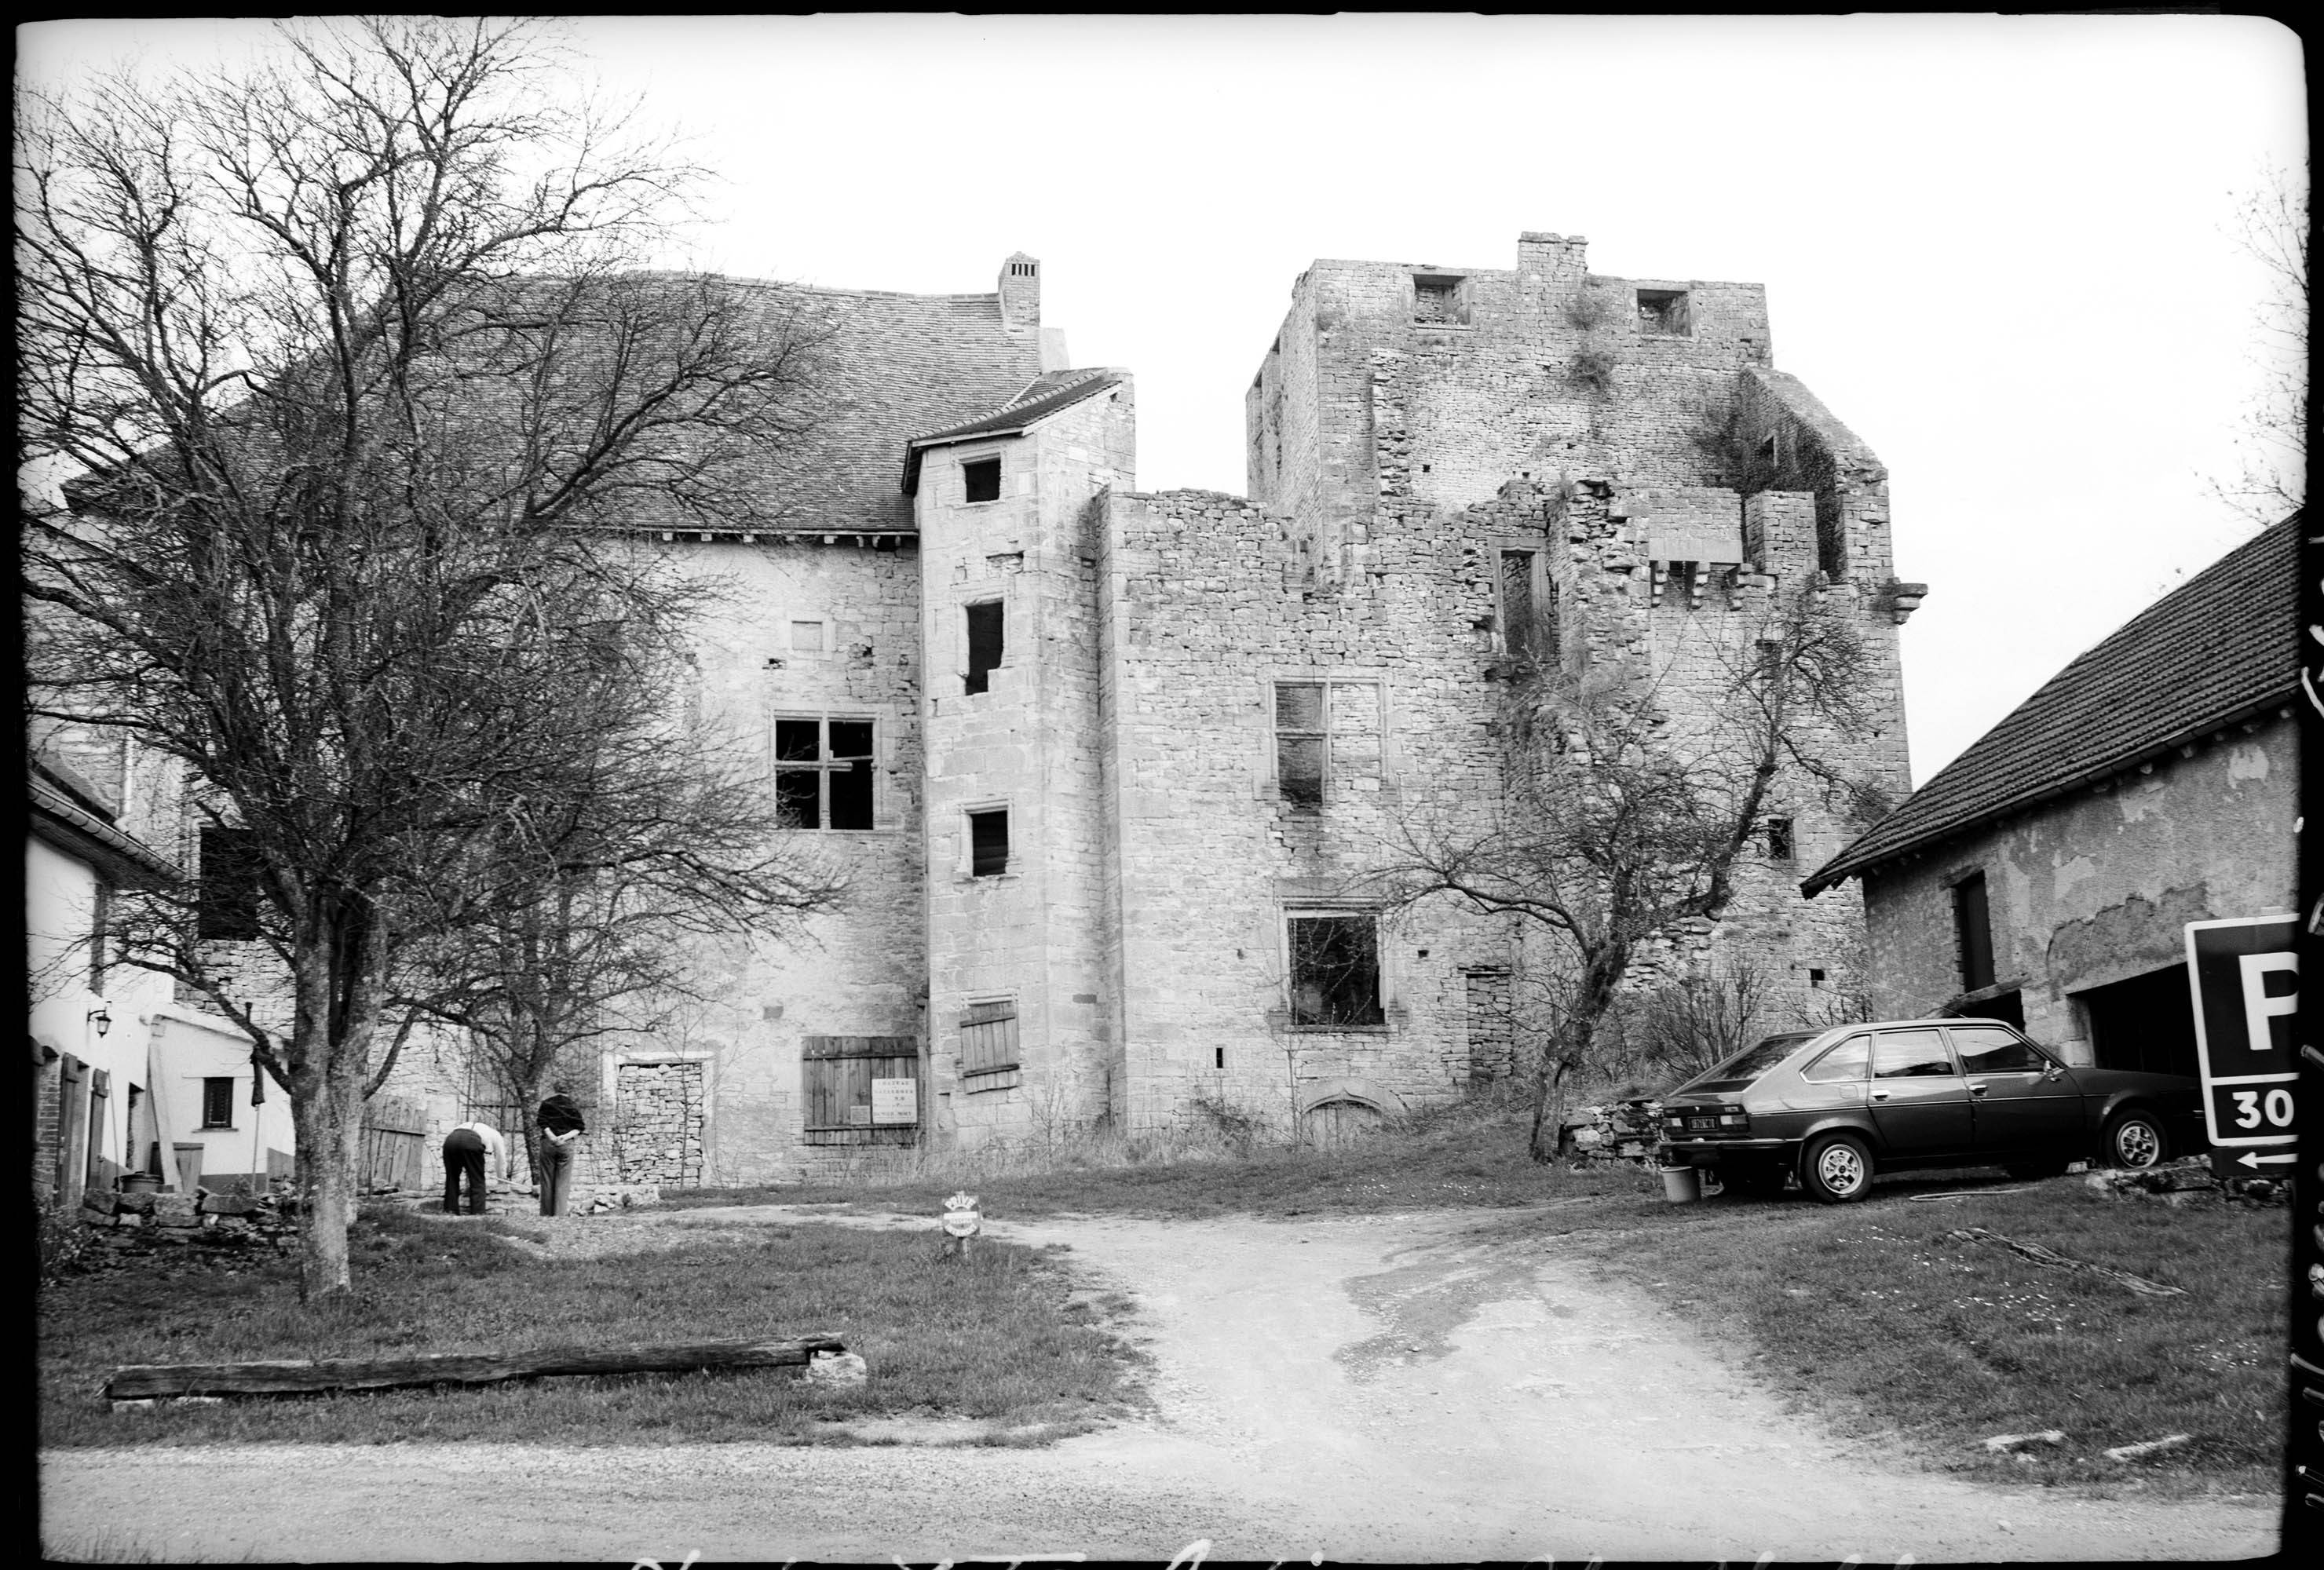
[872,1078,918,1126]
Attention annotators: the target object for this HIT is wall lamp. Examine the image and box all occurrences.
[87,1005,111,1037]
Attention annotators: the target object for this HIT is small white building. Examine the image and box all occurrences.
[27,744,295,1203]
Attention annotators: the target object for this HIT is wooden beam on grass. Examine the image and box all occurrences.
[106,1334,847,1401]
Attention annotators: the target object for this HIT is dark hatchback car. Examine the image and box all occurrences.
[1655,1017,2204,1203]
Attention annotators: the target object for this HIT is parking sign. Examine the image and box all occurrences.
[2185,915,2298,1174]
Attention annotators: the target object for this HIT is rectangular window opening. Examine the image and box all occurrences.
[1766,816,1795,860]
[1288,914,1385,1028]
[969,809,1010,877]
[196,825,263,941]
[774,717,877,832]
[1635,287,1692,336]
[1274,681,1327,809]
[1499,550,1542,660]
[1953,871,1995,994]
[965,601,1005,696]
[200,1076,235,1130]
[963,457,1002,504]
[1412,273,1468,326]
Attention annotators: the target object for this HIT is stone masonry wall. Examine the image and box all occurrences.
[614,1059,706,1185]
[649,535,929,1181]
[1096,485,1516,1132]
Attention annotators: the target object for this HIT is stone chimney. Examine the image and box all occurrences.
[998,253,1040,330]
[1517,232,1589,289]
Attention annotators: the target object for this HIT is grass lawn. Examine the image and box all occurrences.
[39,1206,1142,1448]
[665,1094,1662,1220]
[1533,1170,2293,1495]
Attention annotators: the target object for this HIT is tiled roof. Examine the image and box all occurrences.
[900,369,1125,495]
[1803,514,2300,895]
[737,279,1047,531]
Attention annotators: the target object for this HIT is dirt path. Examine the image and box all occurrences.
[41,1204,2278,1562]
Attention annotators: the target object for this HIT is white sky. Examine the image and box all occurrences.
[20,14,2308,786]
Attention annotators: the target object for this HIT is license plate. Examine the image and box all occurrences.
[1686,1116,1719,1130]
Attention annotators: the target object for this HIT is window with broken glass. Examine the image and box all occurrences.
[1274,681,1328,809]
[1287,914,1386,1028]
[773,717,875,831]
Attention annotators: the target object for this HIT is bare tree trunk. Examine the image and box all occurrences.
[289,1057,364,1298]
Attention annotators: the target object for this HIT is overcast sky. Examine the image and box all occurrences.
[21,14,2306,785]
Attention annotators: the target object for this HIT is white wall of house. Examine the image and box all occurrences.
[27,831,291,1196]
[149,1005,298,1188]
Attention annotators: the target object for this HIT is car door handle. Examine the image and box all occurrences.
[1968,1081,1989,1095]
[1870,1090,1891,1101]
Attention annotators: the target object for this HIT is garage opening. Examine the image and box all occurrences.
[2076,964,2199,1079]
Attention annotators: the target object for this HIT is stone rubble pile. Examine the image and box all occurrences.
[2082,1156,2289,1207]
[73,1186,304,1263]
[1559,1098,1661,1164]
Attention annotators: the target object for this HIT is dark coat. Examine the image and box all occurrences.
[537,1094,587,1137]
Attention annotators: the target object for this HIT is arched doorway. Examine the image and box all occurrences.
[1300,1097,1384,1147]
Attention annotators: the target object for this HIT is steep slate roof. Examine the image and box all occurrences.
[743,279,1048,531]
[1803,514,2300,896]
[900,369,1126,495]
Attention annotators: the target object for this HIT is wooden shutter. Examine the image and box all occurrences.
[957,1003,1021,1092]
[802,1036,919,1145]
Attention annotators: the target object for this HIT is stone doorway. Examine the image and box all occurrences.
[614,1060,706,1186]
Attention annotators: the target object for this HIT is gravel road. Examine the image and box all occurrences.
[41,1203,2279,1562]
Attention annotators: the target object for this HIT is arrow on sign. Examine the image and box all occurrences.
[2234,1150,2297,1168]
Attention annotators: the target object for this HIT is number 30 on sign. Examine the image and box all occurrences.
[2185,915,2298,1174]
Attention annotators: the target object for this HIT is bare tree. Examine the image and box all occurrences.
[2212,159,2308,524]
[19,18,832,1296]
[1622,954,1780,1083]
[1368,585,1887,1160]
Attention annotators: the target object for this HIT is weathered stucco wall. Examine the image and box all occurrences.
[1858,714,2295,1061]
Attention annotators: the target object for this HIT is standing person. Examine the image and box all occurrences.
[535,1086,586,1218]
[440,1119,507,1215]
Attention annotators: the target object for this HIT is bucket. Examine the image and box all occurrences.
[119,1172,162,1195]
[1657,1164,1701,1203]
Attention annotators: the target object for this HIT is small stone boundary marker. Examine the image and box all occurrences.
[107,1334,848,1408]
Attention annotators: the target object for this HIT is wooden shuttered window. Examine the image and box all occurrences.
[959,1001,1021,1093]
[801,1036,919,1146]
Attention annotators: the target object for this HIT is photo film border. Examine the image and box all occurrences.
[2289,514,2324,1557]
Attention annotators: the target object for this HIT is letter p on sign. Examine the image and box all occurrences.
[2241,951,2299,1054]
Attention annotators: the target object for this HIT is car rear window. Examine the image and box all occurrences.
[1803,1034,1872,1083]
[1690,1031,1820,1090]
[1949,1023,2047,1073]
[1872,1028,1957,1079]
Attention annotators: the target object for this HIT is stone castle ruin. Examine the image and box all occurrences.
[381,232,1925,1181]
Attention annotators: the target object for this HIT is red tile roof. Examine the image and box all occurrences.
[1803,514,2300,895]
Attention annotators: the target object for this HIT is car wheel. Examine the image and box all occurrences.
[2103,1110,2167,1170]
[2004,1159,2071,1180]
[1802,1134,1873,1204]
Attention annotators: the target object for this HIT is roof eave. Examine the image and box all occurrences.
[27,780,183,889]
[1800,688,2296,897]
